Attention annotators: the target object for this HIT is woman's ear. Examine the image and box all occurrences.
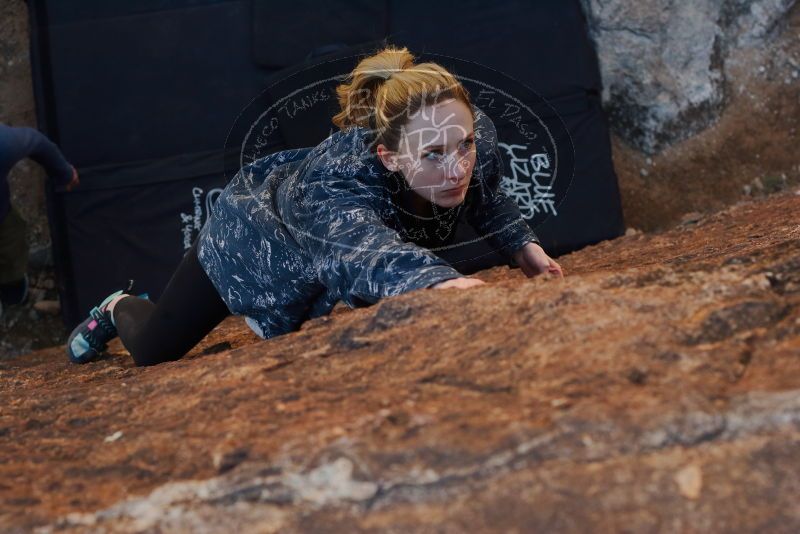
[376,144,399,172]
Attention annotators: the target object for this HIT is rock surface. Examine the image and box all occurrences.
[581,0,798,153]
[611,0,800,232]
[1,190,798,532]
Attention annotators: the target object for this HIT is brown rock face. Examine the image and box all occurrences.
[1,191,799,533]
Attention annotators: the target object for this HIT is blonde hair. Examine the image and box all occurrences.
[332,45,474,153]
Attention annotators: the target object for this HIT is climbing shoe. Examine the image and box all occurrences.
[66,280,146,364]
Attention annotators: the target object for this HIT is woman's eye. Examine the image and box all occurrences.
[424,140,473,160]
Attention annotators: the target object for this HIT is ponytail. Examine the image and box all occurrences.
[332,45,474,153]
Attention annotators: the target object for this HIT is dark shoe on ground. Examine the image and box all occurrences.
[0,274,28,307]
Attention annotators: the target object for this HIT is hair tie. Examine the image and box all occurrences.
[383,69,401,81]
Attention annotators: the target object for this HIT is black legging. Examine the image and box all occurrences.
[113,241,230,366]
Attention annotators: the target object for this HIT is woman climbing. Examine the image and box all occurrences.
[66,45,563,366]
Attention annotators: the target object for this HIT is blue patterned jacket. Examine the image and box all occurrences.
[197,106,540,339]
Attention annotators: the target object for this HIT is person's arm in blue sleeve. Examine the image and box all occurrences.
[465,108,563,278]
[11,126,75,187]
[285,170,464,307]
[465,133,541,266]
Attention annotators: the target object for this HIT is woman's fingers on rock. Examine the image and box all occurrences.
[521,262,535,277]
[549,262,564,278]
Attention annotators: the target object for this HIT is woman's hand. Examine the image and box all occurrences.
[513,242,564,278]
[65,165,80,192]
[429,277,486,290]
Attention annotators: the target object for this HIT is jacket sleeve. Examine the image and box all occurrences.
[465,120,541,264]
[12,127,73,185]
[285,169,464,307]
